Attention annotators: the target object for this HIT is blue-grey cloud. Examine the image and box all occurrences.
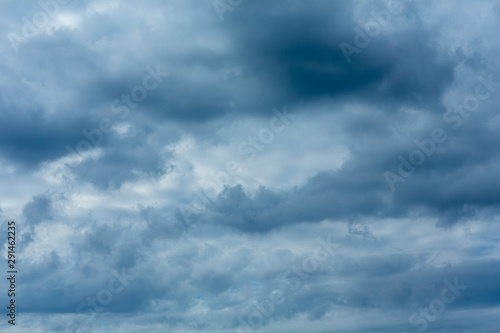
[0,0,498,332]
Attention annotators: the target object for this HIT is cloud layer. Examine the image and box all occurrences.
[0,0,499,332]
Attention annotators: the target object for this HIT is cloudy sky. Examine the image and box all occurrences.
[1,0,500,332]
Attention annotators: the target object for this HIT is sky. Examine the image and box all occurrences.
[0,0,500,332]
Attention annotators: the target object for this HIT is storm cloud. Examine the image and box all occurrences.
[0,0,499,332]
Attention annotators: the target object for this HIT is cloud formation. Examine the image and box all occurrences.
[0,0,499,332]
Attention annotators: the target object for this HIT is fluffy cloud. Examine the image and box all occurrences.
[0,0,499,332]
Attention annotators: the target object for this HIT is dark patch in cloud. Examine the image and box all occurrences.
[140,205,187,241]
[0,108,94,168]
[22,251,62,283]
[22,193,53,226]
[77,224,122,255]
[70,127,171,189]
[225,0,456,112]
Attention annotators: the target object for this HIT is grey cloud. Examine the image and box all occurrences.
[22,193,53,226]
[0,0,499,332]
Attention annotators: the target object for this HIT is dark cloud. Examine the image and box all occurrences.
[22,193,53,226]
[0,0,498,332]
[224,0,456,111]
[0,107,94,167]
[70,126,173,189]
